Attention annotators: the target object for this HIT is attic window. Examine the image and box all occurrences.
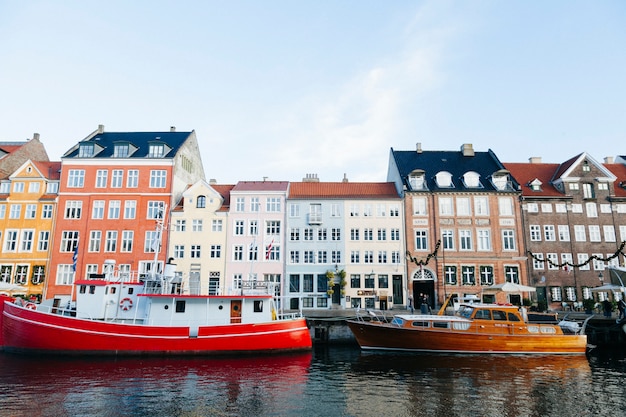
[79,143,94,158]
[408,171,427,190]
[435,171,453,188]
[113,144,130,158]
[582,161,590,172]
[462,172,482,188]
[148,144,165,158]
[529,179,542,192]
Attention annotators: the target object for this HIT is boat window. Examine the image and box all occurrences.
[411,321,430,328]
[453,322,471,331]
[79,285,86,294]
[540,326,556,334]
[175,300,186,313]
[89,285,96,294]
[128,288,134,295]
[528,325,539,333]
[110,287,116,294]
[507,312,521,322]
[459,306,474,319]
[391,317,404,326]
[474,309,492,320]
[433,321,450,329]
[254,300,263,312]
[492,310,507,321]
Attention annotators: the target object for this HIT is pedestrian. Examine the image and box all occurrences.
[602,299,612,318]
[420,293,429,314]
[618,299,626,320]
[408,296,414,314]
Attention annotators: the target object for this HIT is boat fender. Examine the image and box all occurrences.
[271,308,277,320]
[25,302,37,310]
[120,298,133,311]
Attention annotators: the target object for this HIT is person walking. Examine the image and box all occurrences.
[602,299,612,318]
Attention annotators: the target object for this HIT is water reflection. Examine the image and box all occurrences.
[1,348,626,417]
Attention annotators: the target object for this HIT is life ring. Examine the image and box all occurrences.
[25,302,37,310]
[120,298,133,311]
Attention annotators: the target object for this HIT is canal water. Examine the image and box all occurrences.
[1,346,625,417]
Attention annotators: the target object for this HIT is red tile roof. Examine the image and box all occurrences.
[32,161,61,180]
[605,163,626,198]
[289,182,400,199]
[503,162,564,197]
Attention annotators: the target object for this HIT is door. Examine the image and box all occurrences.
[332,283,341,304]
[230,300,242,324]
[392,275,403,305]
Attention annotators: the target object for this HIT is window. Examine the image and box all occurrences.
[249,220,258,236]
[561,253,573,271]
[442,229,454,250]
[331,203,341,217]
[391,228,400,241]
[145,231,160,253]
[541,203,552,213]
[95,170,108,188]
[529,225,541,241]
[197,196,206,208]
[289,275,300,292]
[582,183,595,199]
[350,251,360,263]
[438,197,454,216]
[266,197,281,212]
[318,251,327,264]
[445,266,457,284]
[192,219,203,232]
[378,251,387,264]
[378,275,389,288]
[350,229,359,241]
[42,204,53,219]
[213,219,223,232]
[479,266,494,285]
[461,266,475,285]
[415,229,428,250]
[533,253,544,270]
[174,245,185,258]
[331,228,341,241]
[290,251,300,263]
[604,225,616,242]
[456,197,471,216]
[190,245,201,259]
[588,225,601,242]
[31,265,45,285]
[266,220,280,235]
[0,265,12,282]
[92,201,105,219]
[113,144,130,157]
[350,204,360,217]
[121,231,133,252]
[377,229,386,241]
[502,230,515,250]
[105,231,118,252]
[147,201,165,219]
[364,251,373,264]
[304,251,314,264]
[499,197,513,216]
[37,231,49,251]
[56,264,75,285]
[79,143,94,157]
[24,204,36,219]
[586,203,598,218]
[124,200,136,219]
[28,182,40,193]
[20,230,33,252]
[108,200,121,219]
[389,205,399,217]
[504,266,520,283]
[111,170,124,188]
[233,245,243,261]
[331,251,341,264]
[318,228,327,241]
[546,253,558,270]
[435,171,453,187]
[148,144,165,158]
[555,203,567,213]
[9,204,21,219]
[248,245,258,261]
[89,231,102,252]
[304,228,313,241]
[459,230,472,250]
[65,201,82,219]
[543,225,556,241]
[60,231,79,252]
[574,225,586,242]
[558,225,570,241]
[175,220,186,232]
[234,220,244,235]
[577,253,590,270]
[413,197,427,215]
[235,197,245,212]
[149,170,167,188]
[477,229,491,251]
[474,196,489,216]
[127,170,139,188]
[364,228,373,241]
[392,251,400,264]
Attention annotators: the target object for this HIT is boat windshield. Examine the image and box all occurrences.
[458,306,474,319]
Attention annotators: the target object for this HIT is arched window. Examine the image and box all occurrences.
[435,171,453,188]
[462,171,482,188]
[197,195,206,208]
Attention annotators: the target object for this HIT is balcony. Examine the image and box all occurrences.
[308,213,323,225]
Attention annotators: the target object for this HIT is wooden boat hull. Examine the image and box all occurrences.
[1,301,312,355]
[347,319,588,355]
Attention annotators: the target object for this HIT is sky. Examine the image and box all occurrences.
[1,1,625,184]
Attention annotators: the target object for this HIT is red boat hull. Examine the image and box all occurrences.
[1,301,312,355]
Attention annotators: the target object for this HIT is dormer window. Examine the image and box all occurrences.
[435,171,453,188]
[79,143,94,158]
[582,160,590,172]
[529,179,542,192]
[462,171,482,188]
[491,170,510,191]
[408,170,427,190]
[148,144,165,158]
[113,144,130,158]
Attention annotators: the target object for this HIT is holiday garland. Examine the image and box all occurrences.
[526,240,626,269]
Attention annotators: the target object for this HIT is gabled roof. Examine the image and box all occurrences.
[63,131,194,159]
[504,162,563,197]
[390,146,517,192]
[289,182,399,199]
[231,181,289,192]
[605,163,626,198]
[172,182,234,212]
[31,161,61,181]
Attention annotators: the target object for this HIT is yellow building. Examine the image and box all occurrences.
[0,160,60,299]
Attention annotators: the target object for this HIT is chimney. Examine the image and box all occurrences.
[32,133,40,141]
[529,157,542,164]
[461,143,474,157]
[170,126,176,132]
[209,178,217,184]
[416,142,422,154]
[605,156,614,164]
[97,124,104,134]
[302,173,319,183]
[342,173,349,183]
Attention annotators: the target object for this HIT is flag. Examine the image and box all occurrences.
[265,239,274,260]
[72,241,79,272]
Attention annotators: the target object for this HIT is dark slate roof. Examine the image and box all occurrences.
[391,147,518,192]
[63,131,193,159]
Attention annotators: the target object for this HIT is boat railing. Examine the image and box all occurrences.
[354,308,389,323]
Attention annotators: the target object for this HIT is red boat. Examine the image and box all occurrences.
[0,263,312,356]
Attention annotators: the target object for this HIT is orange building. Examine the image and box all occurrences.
[45,125,205,306]
[0,159,60,299]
